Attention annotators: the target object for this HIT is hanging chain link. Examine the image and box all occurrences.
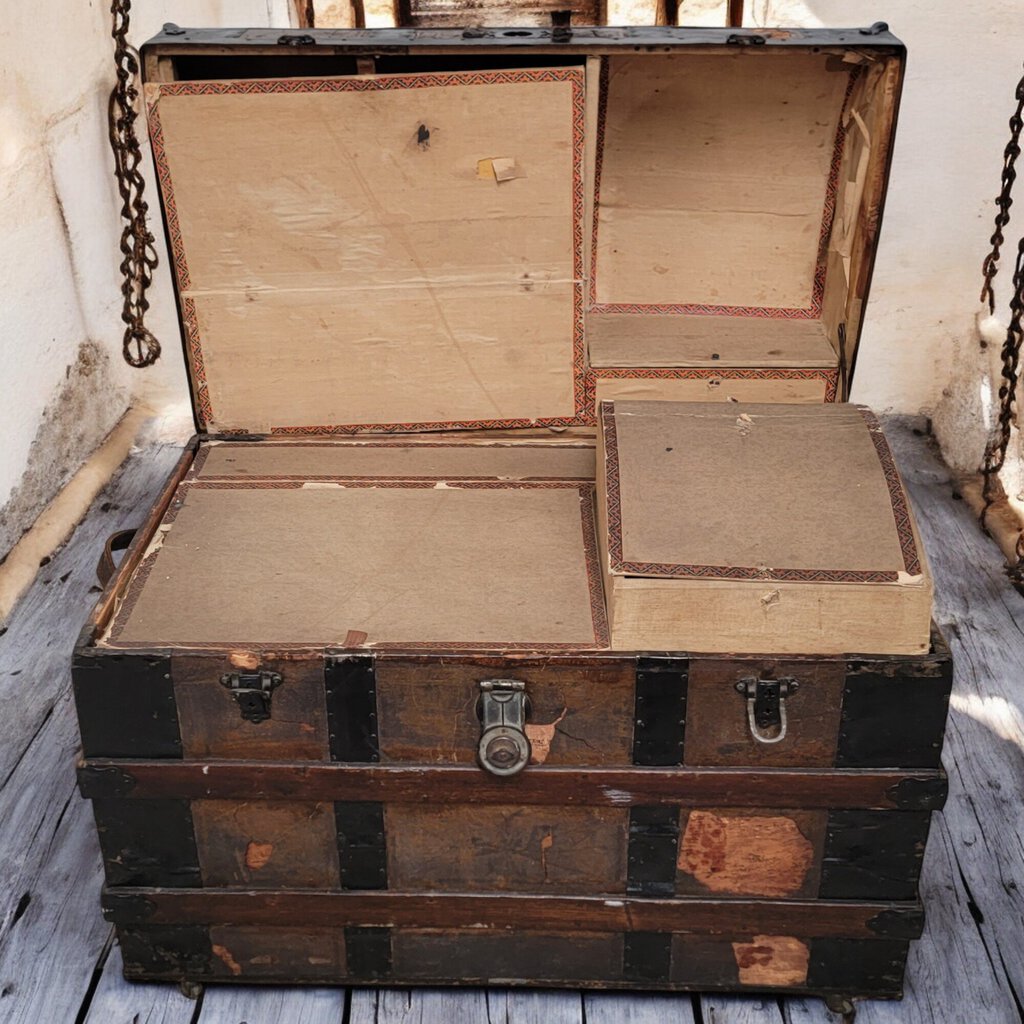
[109,0,161,368]
[979,65,1024,585]
[980,67,1024,314]
[980,233,1024,584]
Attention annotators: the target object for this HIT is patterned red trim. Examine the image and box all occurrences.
[591,365,839,403]
[147,69,588,435]
[599,401,923,584]
[106,478,609,651]
[589,60,861,320]
[859,408,923,577]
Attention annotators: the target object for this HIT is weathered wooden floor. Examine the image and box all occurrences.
[0,420,1021,1024]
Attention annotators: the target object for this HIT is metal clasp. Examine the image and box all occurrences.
[220,671,282,724]
[477,679,531,777]
[735,676,798,745]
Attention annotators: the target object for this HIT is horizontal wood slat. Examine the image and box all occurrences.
[77,761,947,810]
[102,888,924,940]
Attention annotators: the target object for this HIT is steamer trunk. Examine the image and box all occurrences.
[71,23,952,1006]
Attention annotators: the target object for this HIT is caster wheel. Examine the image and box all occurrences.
[178,979,204,1000]
[824,994,856,1020]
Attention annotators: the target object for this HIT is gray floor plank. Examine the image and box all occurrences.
[195,985,344,1023]
[0,709,109,1023]
[491,989,582,1023]
[81,943,198,1024]
[350,988,491,1023]
[584,991,698,1023]
[700,995,786,1023]
[0,437,182,783]
[0,439,184,1024]
[886,422,1024,1012]
[780,998,839,1024]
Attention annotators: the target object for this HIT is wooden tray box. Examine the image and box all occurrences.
[72,24,952,1008]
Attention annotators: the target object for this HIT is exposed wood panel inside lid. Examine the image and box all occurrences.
[592,52,850,312]
[587,314,836,368]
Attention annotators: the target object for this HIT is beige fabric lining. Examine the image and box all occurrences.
[611,402,908,573]
[105,484,602,648]
[153,74,580,433]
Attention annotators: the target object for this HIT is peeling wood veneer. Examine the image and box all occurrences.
[677,810,824,898]
[192,800,340,889]
[376,659,634,765]
[385,805,628,893]
[525,708,568,764]
[732,934,809,987]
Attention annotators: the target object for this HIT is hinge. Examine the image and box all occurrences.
[726,32,767,46]
[220,670,282,723]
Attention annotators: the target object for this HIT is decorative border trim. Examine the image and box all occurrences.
[591,366,839,403]
[860,408,922,577]
[599,401,921,584]
[105,479,609,651]
[588,59,860,320]
[147,69,588,434]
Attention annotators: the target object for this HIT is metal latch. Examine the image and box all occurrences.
[735,676,799,745]
[220,671,282,724]
[477,679,531,777]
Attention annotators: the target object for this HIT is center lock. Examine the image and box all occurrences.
[477,679,532,776]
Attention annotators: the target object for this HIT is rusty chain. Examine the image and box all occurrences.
[980,232,1024,584]
[980,66,1024,314]
[980,65,1024,584]
[109,0,161,367]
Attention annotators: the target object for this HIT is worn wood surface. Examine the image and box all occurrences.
[76,761,947,809]
[0,422,1022,1021]
[684,660,845,767]
[375,658,635,765]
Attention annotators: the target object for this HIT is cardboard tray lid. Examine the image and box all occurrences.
[141,27,905,436]
[595,399,933,654]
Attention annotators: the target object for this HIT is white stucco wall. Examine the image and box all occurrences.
[1,0,1020,555]
[0,1,292,556]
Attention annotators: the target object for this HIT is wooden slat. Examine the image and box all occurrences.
[103,889,923,940]
[0,438,183,782]
[350,989,497,1024]
[0,440,185,1024]
[584,992,698,1022]
[81,944,196,1024]
[76,761,947,810]
[197,985,345,1023]
[703,997,785,1023]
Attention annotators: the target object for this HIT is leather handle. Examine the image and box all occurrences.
[97,529,137,587]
